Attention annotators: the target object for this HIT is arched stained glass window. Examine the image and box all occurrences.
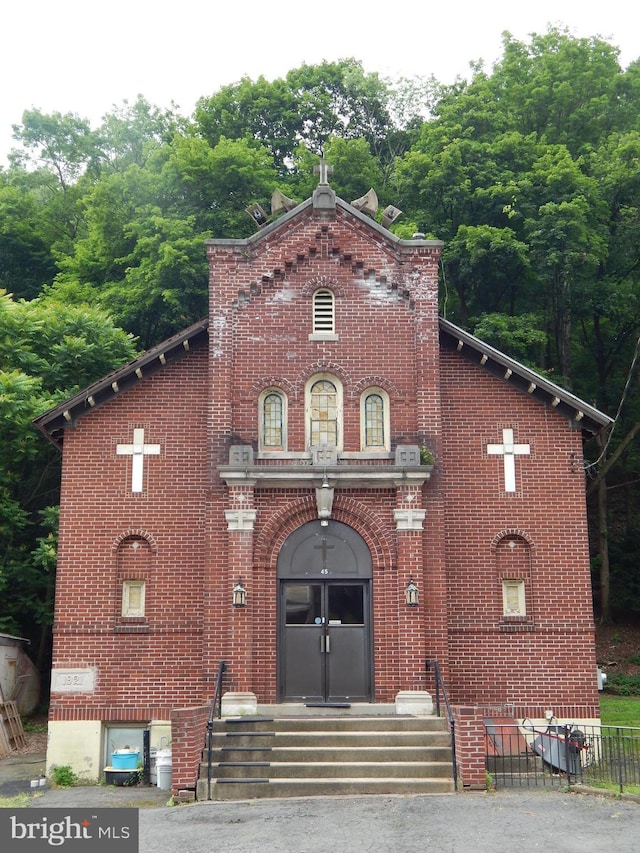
[360,387,390,451]
[260,389,287,450]
[364,393,384,447]
[310,380,338,447]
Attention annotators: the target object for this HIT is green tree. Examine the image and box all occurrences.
[194,59,413,178]
[521,147,607,384]
[9,110,98,256]
[194,74,301,170]
[164,134,277,236]
[10,109,96,189]
[90,95,185,174]
[471,312,547,368]
[493,27,624,155]
[0,173,58,299]
[50,135,276,346]
[573,132,640,622]
[442,224,530,325]
[395,26,640,617]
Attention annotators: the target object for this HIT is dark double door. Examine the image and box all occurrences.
[277,521,373,703]
[280,580,370,702]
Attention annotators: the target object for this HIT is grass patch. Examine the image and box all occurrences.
[599,695,640,727]
[580,778,640,796]
[0,793,32,809]
[22,720,47,733]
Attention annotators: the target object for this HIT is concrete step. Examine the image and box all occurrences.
[257,703,399,717]
[208,731,449,748]
[197,714,455,800]
[208,761,454,779]
[197,777,455,800]
[204,745,454,764]
[219,716,448,732]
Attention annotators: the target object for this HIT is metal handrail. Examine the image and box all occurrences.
[427,659,458,791]
[206,660,227,798]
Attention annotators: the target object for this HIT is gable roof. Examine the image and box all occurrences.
[208,193,443,254]
[33,311,611,449]
[33,183,612,446]
[33,318,209,448]
[439,317,612,435]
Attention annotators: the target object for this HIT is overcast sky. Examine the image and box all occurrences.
[2,1,639,163]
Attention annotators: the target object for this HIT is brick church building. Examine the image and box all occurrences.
[35,168,611,792]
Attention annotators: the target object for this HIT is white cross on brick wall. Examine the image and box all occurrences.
[116,428,161,493]
[487,428,530,493]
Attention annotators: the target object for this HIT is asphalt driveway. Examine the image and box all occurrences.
[14,785,640,853]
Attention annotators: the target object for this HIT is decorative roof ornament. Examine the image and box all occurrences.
[314,156,334,186]
[312,155,336,211]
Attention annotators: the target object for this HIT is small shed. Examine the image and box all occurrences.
[0,633,40,716]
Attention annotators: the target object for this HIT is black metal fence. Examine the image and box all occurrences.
[485,720,640,793]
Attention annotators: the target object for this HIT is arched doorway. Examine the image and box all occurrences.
[277,520,373,702]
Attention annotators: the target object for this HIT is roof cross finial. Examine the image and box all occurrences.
[314,155,333,186]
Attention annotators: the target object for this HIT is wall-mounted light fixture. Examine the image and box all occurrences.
[404,577,419,606]
[232,577,247,607]
[316,473,334,527]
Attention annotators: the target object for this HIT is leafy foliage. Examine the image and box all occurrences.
[193,59,403,172]
[471,313,547,369]
[51,765,79,787]
[603,675,640,697]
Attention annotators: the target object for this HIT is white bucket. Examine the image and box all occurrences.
[156,749,172,788]
[156,749,171,767]
[157,764,172,790]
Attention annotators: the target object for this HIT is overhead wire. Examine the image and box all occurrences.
[584,330,640,475]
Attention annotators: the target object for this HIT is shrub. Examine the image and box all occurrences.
[604,674,640,696]
[51,765,78,787]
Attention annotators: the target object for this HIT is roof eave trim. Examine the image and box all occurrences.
[33,318,209,447]
[439,317,612,433]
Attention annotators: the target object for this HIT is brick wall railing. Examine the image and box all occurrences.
[170,704,209,801]
[451,706,489,789]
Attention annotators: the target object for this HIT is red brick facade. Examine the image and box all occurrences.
[37,183,609,792]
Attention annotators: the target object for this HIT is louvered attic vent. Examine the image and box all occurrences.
[313,289,335,333]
